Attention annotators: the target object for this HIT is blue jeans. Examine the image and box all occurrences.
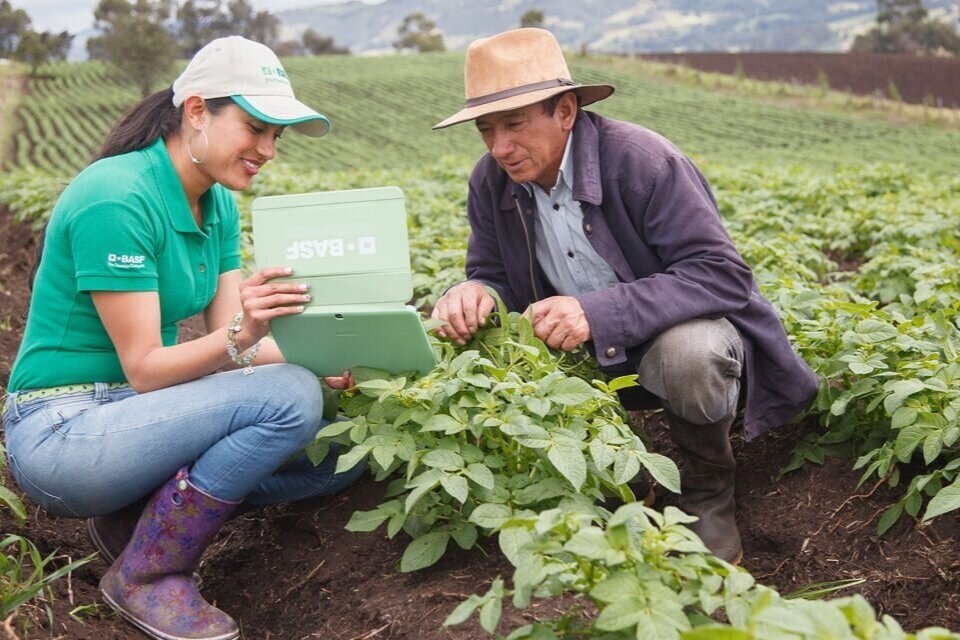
[2,364,365,517]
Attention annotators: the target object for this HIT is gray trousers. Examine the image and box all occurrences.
[605,318,744,425]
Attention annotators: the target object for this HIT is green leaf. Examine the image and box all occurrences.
[547,442,587,491]
[681,627,752,640]
[498,526,534,566]
[404,476,441,514]
[589,437,615,470]
[345,508,391,533]
[479,596,503,634]
[304,440,331,467]
[400,531,450,572]
[923,433,943,465]
[854,319,897,343]
[895,425,934,463]
[0,486,25,522]
[547,377,596,406]
[891,407,918,430]
[613,448,641,485]
[923,482,960,522]
[638,452,681,494]
[464,463,495,490]
[335,445,369,474]
[421,414,464,433]
[451,523,478,550]
[594,599,645,632]
[525,397,551,417]
[883,379,925,415]
[443,594,484,627]
[315,419,355,439]
[441,474,469,504]
[877,502,903,535]
[422,449,464,471]
[513,478,569,505]
[470,503,512,530]
[607,375,639,392]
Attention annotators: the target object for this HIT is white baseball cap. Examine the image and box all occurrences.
[173,36,330,137]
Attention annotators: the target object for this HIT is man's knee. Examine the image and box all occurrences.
[638,319,743,424]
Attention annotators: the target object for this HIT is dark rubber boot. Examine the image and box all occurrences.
[100,467,240,640]
[667,411,743,564]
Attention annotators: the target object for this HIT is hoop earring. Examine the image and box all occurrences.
[187,128,209,164]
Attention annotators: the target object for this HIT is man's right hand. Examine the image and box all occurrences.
[431,281,495,345]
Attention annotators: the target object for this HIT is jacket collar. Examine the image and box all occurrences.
[499,109,603,211]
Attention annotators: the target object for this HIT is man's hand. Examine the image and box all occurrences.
[432,281,495,345]
[323,371,355,390]
[529,296,591,351]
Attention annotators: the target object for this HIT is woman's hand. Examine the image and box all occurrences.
[324,371,355,390]
[237,267,310,344]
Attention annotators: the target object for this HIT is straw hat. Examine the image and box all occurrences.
[433,28,614,130]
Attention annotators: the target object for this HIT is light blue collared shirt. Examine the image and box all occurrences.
[523,134,620,296]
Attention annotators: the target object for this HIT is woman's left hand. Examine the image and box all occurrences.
[324,371,354,390]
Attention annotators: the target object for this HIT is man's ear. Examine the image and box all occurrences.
[182,95,208,130]
[557,91,578,131]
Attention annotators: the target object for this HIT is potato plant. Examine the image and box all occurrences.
[310,300,679,571]
[445,500,960,639]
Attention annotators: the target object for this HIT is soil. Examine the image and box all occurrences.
[1,208,958,639]
[638,52,960,108]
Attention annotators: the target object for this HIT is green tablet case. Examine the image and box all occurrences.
[251,187,437,376]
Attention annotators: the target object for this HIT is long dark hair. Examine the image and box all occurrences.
[28,89,231,290]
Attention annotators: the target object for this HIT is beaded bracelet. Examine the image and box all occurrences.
[227,312,260,375]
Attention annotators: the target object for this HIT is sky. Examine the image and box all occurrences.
[21,0,364,33]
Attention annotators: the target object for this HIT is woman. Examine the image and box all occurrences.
[2,36,363,640]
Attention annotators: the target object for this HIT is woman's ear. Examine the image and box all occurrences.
[182,95,208,130]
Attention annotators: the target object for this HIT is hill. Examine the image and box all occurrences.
[9,53,960,176]
[278,0,960,54]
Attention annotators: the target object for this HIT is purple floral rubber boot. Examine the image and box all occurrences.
[100,467,241,640]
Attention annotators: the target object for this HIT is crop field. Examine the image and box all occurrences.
[1,52,960,638]
[639,52,960,108]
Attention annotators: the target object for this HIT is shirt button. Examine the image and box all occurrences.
[198,264,206,272]
[605,347,617,358]
[553,203,560,211]
[585,223,593,234]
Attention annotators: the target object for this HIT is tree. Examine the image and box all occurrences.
[520,9,544,29]
[13,29,72,76]
[851,0,960,54]
[176,0,279,55]
[87,0,177,98]
[246,9,279,48]
[302,28,348,55]
[0,0,30,58]
[394,12,445,53]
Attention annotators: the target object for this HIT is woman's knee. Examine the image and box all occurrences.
[256,364,325,443]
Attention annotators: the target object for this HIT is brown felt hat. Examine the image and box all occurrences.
[433,28,614,130]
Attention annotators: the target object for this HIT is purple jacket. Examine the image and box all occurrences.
[464,110,818,439]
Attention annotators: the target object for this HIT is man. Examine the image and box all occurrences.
[430,28,818,564]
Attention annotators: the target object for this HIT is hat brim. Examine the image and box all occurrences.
[232,95,331,137]
[433,83,614,130]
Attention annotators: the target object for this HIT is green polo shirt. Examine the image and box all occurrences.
[8,138,242,391]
